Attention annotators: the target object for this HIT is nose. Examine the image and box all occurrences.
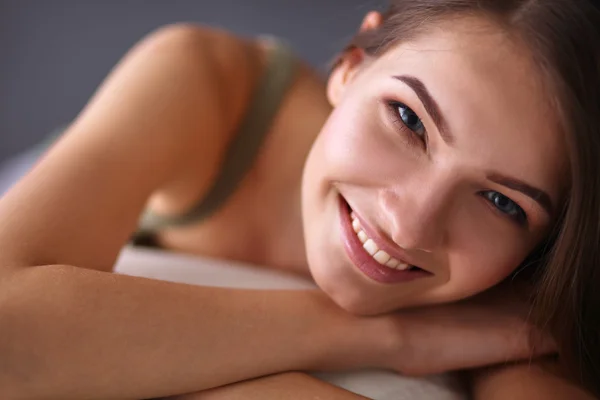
[378,178,452,252]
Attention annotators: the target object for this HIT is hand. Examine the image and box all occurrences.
[375,282,556,376]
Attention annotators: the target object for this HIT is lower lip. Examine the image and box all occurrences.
[338,196,431,284]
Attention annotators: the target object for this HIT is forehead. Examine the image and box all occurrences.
[366,17,568,203]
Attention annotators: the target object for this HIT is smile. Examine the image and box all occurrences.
[351,214,414,270]
[338,195,433,284]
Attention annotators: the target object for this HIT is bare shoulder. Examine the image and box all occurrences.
[140,22,262,86]
[0,23,264,270]
[130,23,267,214]
[116,22,263,135]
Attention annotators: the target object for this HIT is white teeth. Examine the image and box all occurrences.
[373,250,391,264]
[351,215,412,271]
[357,230,368,243]
[352,218,361,233]
[363,239,378,256]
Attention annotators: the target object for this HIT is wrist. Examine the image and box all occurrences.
[300,291,400,372]
[364,313,406,372]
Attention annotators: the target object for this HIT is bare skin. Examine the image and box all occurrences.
[0,14,593,400]
[171,372,370,400]
[168,363,596,400]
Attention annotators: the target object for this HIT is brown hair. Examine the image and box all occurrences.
[342,0,600,395]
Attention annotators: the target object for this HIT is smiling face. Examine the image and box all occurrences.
[301,15,568,315]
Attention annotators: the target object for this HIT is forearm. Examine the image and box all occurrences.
[0,265,372,400]
[169,372,369,400]
[470,359,596,400]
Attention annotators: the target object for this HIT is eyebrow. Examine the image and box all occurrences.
[392,75,454,145]
[392,75,554,216]
[487,172,554,216]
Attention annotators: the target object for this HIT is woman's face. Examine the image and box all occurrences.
[301,16,568,315]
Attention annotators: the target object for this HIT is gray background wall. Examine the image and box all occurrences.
[0,0,381,164]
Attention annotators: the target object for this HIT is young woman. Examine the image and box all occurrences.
[0,1,598,399]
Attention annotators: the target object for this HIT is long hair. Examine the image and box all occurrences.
[341,0,600,395]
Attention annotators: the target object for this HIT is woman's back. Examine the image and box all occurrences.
[1,25,331,273]
[144,33,331,273]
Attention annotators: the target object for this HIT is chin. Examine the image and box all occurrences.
[305,250,371,315]
[304,210,424,316]
[307,256,412,316]
[316,277,386,316]
[320,279,423,316]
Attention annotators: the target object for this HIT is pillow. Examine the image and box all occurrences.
[115,247,467,400]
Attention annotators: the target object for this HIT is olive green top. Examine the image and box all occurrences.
[136,38,299,238]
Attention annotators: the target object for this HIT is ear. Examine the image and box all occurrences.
[360,11,383,33]
[327,11,383,106]
[327,47,365,106]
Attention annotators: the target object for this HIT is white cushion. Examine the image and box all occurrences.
[115,247,467,400]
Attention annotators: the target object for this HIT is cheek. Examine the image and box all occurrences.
[314,100,410,186]
[445,218,531,297]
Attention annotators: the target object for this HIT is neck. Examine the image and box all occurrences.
[255,67,331,277]
[260,174,311,277]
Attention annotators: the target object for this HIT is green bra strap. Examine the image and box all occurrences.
[138,39,298,232]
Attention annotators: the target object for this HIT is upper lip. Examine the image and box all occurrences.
[350,207,433,274]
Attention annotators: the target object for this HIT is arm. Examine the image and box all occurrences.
[0,22,566,400]
[0,25,379,400]
[169,372,369,400]
[470,359,596,400]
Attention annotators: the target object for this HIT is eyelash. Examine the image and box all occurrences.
[385,100,428,148]
[384,100,528,226]
[480,191,528,225]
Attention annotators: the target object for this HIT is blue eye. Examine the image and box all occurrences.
[483,191,527,223]
[396,103,426,137]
